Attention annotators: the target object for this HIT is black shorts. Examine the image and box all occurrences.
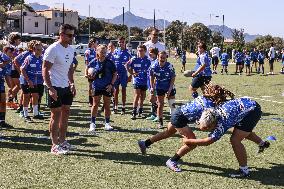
[156,88,176,97]
[236,61,244,66]
[182,61,186,65]
[170,107,191,128]
[11,70,20,78]
[259,61,264,64]
[245,64,250,68]
[212,56,219,65]
[48,86,73,108]
[252,59,258,63]
[269,58,275,65]
[191,76,212,89]
[21,84,39,94]
[133,84,147,91]
[92,89,112,97]
[88,79,94,83]
[235,103,261,132]
[37,84,44,98]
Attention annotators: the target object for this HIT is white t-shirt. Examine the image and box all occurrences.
[269,47,275,59]
[143,40,166,55]
[210,46,221,57]
[43,42,74,88]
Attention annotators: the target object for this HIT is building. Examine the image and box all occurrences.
[37,8,78,35]
[5,8,78,35]
[6,10,46,34]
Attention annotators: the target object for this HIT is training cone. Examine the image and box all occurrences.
[266,136,277,141]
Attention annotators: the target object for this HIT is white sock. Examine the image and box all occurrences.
[23,107,29,117]
[240,166,249,174]
[33,105,38,116]
[168,99,176,115]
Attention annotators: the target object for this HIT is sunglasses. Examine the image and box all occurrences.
[63,33,75,38]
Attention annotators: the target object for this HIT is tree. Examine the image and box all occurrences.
[0,5,7,29]
[0,0,23,9]
[211,31,223,45]
[78,17,104,35]
[232,28,245,49]
[165,20,185,48]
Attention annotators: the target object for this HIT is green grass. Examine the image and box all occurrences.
[1,56,283,189]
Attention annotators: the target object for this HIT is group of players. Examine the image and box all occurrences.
[0,27,272,178]
[209,43,284,76]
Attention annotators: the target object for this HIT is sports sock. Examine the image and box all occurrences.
[145,139,152,147]
[240,166,249,174]
[171,153,181,162]
[91,117,96,124]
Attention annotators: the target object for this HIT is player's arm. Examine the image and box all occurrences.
[42,60,53,89]
[13,54,21,72]
[183,137,215,146]
[126,59,135,76]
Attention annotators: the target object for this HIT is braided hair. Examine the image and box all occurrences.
[202,83,235,105]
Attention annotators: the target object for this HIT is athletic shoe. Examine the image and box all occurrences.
[229,169,250,178]
[60,140,76,151]
[258,141,270,153]
[16,106,23,113]
[19,111,24,118]
[146,115,156,120]
[121,108,126,115]
[152,117,159,122]
[138,140,147,155]
[33,114,44,120]
[51,145,68,155]
[24,116,32,123]
[166,159,181,172]
[112,109,118,114]
[104,123,113,131]
[131,115,136,120]
[267,72,271,75]
[157,124,163,129]
[88,123,96,132]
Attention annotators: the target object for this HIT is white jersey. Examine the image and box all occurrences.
[43,42,74,88]
[210,46,221,57]
[143,40,166,55]
[269,47,275,59]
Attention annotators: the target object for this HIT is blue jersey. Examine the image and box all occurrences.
[181,52,186,63]
[0,52,10,80]
[84,48,96,65]
[181,96,215,121]
[244,55,251,65]
[129,56,151,86]
[147,58,158,88]
[88,58,116,90]
[150,61,175,90]
[282,54,284,64]
[250,51,258,61]
[107,52,115,62]
[15,50,33,67]
[21,54,44,85]
[220,53,229,66]
[209,98,257,141]
[113,48,132,74]
[235,52,244,63]
[194,53,211,76]
[257,53,265,64]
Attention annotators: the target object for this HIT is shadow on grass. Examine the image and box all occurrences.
[182,162,284,187]
[261,112,278,116]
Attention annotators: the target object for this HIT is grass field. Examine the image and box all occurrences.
[0,56,283,189]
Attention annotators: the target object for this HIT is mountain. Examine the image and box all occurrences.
[28,3,49,11]
[105,11,170,30]
[208,25,262,42]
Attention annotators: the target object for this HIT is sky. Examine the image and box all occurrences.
[25,0,283,38]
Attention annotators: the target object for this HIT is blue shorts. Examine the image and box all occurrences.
[170,107,190,128]
[133,84,147,91]
[114,72,128,88]
[235,103,261,132]
[191,76,212,89]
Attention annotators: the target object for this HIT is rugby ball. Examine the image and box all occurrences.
[88,67,96,76]
[183,70,194,77]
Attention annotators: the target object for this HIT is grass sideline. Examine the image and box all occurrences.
[0,56,283,189]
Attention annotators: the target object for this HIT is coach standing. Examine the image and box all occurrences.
[43,24,76,155]
[143,28,165,55]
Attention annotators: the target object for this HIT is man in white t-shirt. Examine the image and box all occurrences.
[267,43,275,75]
[143,28,166,55]
[43,24,76,155]
[210,43,221,74]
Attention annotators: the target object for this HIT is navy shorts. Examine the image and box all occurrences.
[10,70,20,78]
[133,84,147,91]
[21,84,40,94]
[212,56,219,65]
[236,61,244,66]
[191,76,212,89]
[156,88,176,97]
[170,107,191,128]
[48,86,73,108]
[114,73,128,88]
[0,82,5,93]
[92,88,112,97]
[269,58,275,65]
[235,103,261,132]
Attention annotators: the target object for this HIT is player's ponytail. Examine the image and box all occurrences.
[203,83,234,105]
